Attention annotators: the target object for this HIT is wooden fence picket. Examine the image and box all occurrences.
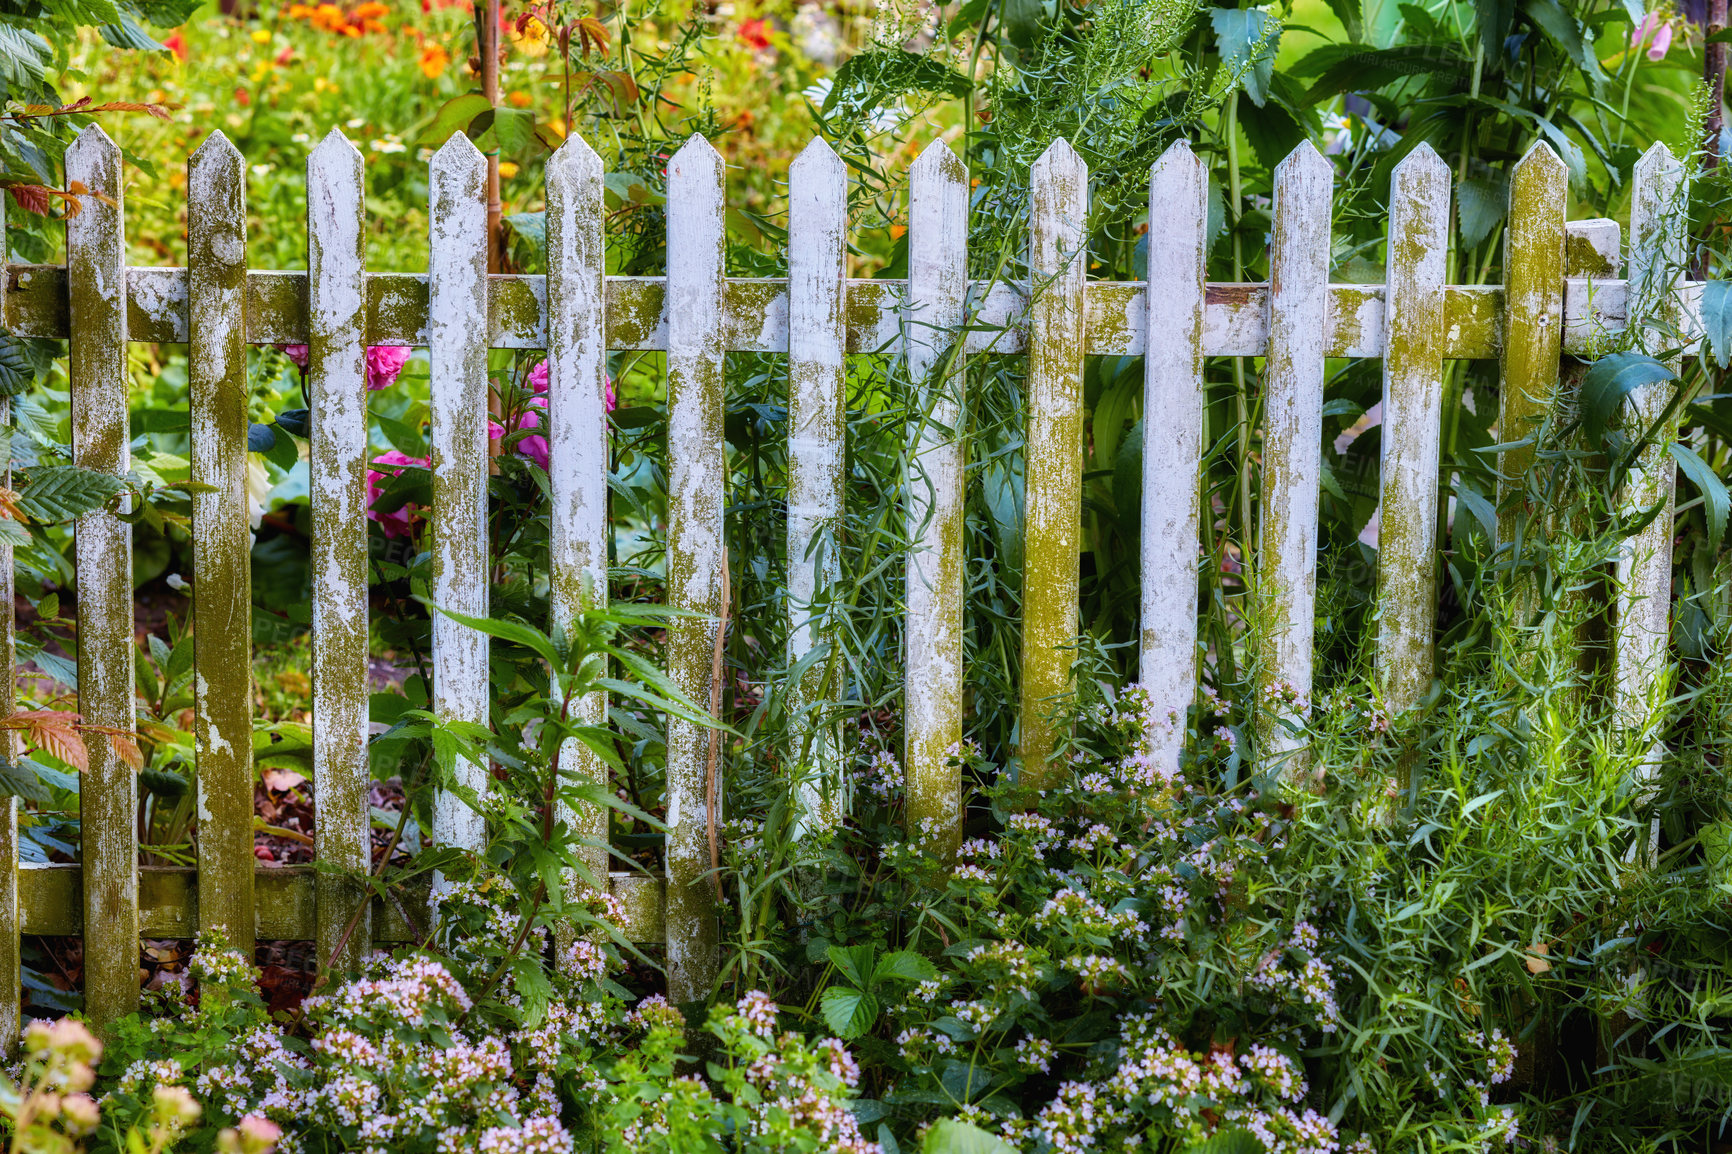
[545,135,611,888]
[66,125,138,1032]
[1020,139,1087,791]
[1497,144,1568,549]
[1618,143,1687,738]
[1140,141,1207,775]
[904,140,968,860]
[1375,144,1451,712]
[307,129,372,973]
[786,138,848,830]
[1258,143,1331,772]
[663,133,727,1003]
[428,134,491,865]
[188,131,256,953]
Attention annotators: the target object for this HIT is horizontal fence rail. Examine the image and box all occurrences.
[0,125,1698,1040]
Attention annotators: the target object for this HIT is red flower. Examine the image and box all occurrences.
[163,31,187,61]
[736,18,771,49]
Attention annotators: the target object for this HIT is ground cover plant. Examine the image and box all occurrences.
[4,0,1732,1149]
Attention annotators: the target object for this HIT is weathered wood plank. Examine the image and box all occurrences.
[1375,145,1451,712]
[307,130,371,974]
[0,263,1665,361]
[1616,144,1687,738]
[1497,143,1567,546]
[904,140,968,861]
[545,136,611,888]
[17,864,667,942]
[188,132,258,955]
[786,138,848,830]
[1140,141,1207,781]
[1020,139,1087,791]
[428,135,491,869]
[663,134,727,1004]
[1258,143,1331,774]
[66,125,138,1032]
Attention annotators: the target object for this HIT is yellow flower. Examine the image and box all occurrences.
[510,14,550,57]
[251,27,271,43]
[498,160,520,179]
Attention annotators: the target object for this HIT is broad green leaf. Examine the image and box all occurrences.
[431,605,561,666]
[1671,442,1730,554]
[828,943,876,990]
[419,93,493,147]
[0,27,55,90]
[16,465,126,522]
[0,331,40,396]
[0,758,52,804]
[1579,352,1675,448]
[921,1120,1017,1154]
[874,949,938,984]
[819,985,879,1038]
[1522,0,1601,82]
[1475,0,1516,54]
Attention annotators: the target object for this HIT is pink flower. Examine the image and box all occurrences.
[365,450,429,539]
[366,345,413,391]
[274,344,413,391]
[1632,11,1673,59]
[526,359,617,412]
[490,399,550,470]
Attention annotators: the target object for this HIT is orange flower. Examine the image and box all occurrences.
[507,90,531,107]
[419,42,449,78]
[163,30,187,60]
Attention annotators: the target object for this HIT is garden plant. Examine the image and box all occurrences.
[2,0,1732,1149]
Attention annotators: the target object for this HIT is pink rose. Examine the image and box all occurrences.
[490,398,550,470]
[366,450,429,539]
[527,359,617,412]
[366,345,413,391]
[277,344,309,369]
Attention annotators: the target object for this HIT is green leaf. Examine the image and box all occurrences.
[419,93,494,147]
[1178,1129,1264,1154]
[490,106,538,155]
[1579,352,1676,448]
[16,465,126,522]
[1522,0,1601,81]
[0,758,51,804]
[430,606,561,666]
[1671,442,1730,554]
[504,212,547,267]
[874,949,938,984]
[920,1120,1017,1154]
[1457,172,1508,249]
[1292,43,1471,103]
[98,12,166,50]
[819,985,879,1038]
[0,331,40,396]
[828,943,876,989]
[1701,281,1732,369]
[1211,7,1281,107]
[0,27,54,90]
[1475,0,1516,54]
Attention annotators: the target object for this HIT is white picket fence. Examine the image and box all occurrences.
[0,124,1693,1041]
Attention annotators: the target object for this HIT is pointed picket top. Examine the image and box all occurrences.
[1033,136,1081,179]
[548,130,603,186]
[1392,140,1449,184]
[310,126,362,167]
[66,122,120,170]
[669,131,723,181]
[431,130,486,179]
[190,129,243,172]
[912,137,966,184]
[1512,138,1567,185]
[1151,138,1203,187]
[792,134,844,182]
[1634,138,1683,185]
[1274,138,1330,185]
